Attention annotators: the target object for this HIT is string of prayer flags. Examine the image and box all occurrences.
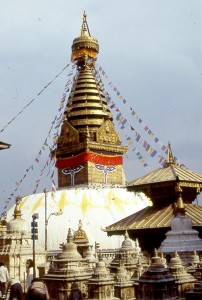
[32,156,52,194]
[108,97,167,166]
[132,148,149,168]
[96,63,169,156]
[3,64,75,209]
[96,63,184,167]
[0,63,71,134]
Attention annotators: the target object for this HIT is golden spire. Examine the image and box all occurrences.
[80,11,90,37]
[55,12,128,188]
[163,142,176,168]
[167,142,175,164]
[174,186,186,216]
[71,11,99,63]
[13,196,22,219]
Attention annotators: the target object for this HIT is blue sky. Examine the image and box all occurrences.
[0,0,202,210]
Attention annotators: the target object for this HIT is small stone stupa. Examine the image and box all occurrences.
[169,252,196,299]
[110,231,148,276]
[136,249,176,300]
[158,187,202,265]
[114,261,136,300]
[87,255,117,300]
[43,228,93,299]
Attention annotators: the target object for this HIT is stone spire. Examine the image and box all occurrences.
[158,190,202,264]
[87,256,115,300]
[44,226,93,300]
[168,252,196,299]
[137,250,176,299]
[55,12,127,188]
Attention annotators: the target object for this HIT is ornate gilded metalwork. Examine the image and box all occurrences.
[71,12,99,63]
[96,120,121,145]
[74,220,89,241]
[55,12,127,187]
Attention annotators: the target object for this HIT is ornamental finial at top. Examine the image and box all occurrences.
[80,11,90,37]
[167,142,175,164]
[163,142,176,168]
[13,195,22,219]
[71,11,99,63]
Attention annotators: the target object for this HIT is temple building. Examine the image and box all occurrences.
[6,12,149,251]
[105,143,202,255]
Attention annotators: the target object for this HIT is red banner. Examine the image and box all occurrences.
[55,152,123,168]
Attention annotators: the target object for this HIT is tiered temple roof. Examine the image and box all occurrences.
[105,144,202,254]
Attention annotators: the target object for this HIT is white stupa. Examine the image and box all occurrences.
[7,188,148,250]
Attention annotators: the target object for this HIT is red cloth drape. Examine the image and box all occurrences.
[55,152,123,168]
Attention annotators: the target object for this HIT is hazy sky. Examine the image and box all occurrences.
[1,0,202,210]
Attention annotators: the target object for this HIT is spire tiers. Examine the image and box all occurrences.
[55,13,127,188]
[56,65,127,159]
[71,12,99,64]
[64,67,113,130]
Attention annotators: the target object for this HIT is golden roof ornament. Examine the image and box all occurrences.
[0,211,7,226]
[74,220,89,241]
[174,186,186,216]
[163,142,176,167]
[80,11,91,37]
[13,196,22,219]
[168,142,174,164]
[71,11,99,64]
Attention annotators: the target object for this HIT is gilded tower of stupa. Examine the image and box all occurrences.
[55,12,127,188]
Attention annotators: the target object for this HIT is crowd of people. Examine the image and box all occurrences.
[0,260,49,300]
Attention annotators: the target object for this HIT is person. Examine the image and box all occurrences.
[0,262,9,298]
[25,259,34,292]
[6,278,23,300]
[27,278,49,300]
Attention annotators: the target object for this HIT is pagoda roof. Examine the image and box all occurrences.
[128,143,202,187]
[127,144,202,204]
[127,163,202,186]
[105,203,202,232]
